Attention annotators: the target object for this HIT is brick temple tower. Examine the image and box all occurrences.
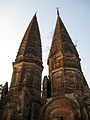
[42,10,90,120]
[0,11,90,120]
[0,14,43,120]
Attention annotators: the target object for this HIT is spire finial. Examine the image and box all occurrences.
[56,7,59,16]
[35,11,38,15]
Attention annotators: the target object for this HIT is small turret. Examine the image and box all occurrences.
[1,82,8,99]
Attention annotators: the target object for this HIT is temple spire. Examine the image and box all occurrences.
[48,10,82,74]
[15,13,42,68]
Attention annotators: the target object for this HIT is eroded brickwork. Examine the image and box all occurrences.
[0,14,43,120]
[0,11,90,120]
[42,10,90,120]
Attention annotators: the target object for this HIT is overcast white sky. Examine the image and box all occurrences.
[0,0,90,87]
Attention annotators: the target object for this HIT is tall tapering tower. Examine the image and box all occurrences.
[0,10,89,120]
[1,14,43,120]
[42,10,90,120]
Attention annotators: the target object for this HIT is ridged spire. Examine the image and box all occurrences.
[15,14,42,67]
[48,10,81,71]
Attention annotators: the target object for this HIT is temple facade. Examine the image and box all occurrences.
[0,11,90,120]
